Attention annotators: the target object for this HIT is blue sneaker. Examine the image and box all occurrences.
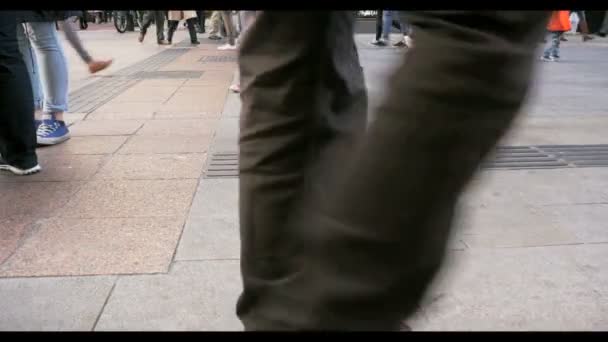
[35,119,41,130]
[37,119,71,145]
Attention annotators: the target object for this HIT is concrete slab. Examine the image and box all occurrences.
[188,179,239,220]
[413,247,607,331]
[95,261,242,331]
[70,120,145,137]
[0,182,83,219]
[0,217,185,277]
[543,204,608,243]
[118,135,213,154]
[111,86,179,103]
[175,216,239,261]
[0,216,33,265]
[60,180,197,218]
[136,119,219,136]
[0,154,106,183]
[95,153,207,180]
[0,275,115,331]
[36,136,129,156]
[158,87,228,114]
[455,203,580,248]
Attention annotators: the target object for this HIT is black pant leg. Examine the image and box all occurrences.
[0,12,37,168]
[154,11,166,41]
[237,10,548,330]
[375,9,383,40]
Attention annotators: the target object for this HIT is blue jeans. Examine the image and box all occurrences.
[382,10,410,40]
[16,23,43,110]
[17,21,69,114]
[543,31,561,58]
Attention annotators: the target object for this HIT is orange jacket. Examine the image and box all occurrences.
[547,11,571,32]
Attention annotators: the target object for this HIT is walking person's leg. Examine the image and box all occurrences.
[230,11,258,93]
[237,10,548,331]
[186,17,200,44]
[0,13,40,175]
[597,11,608,36]
[25,21,70,145]
[138,10,154,42]
[16,23,44,119]
[237,11,368,330]
[57,18,113,74]
[209,11,222,39]
[154,11,168,44]
[218,11,236,49]
[371,10,386,45]
[382,10,393,41]
[167,20,179,44]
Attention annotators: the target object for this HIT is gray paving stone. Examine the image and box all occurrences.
[412,246,607,331]
[544,204,608,243]
[212,118,239,152]
[221,91,241,118]
[175,216,239,261]
[95,261,242,331]
[0,276,115,331]
[189,179,238,220]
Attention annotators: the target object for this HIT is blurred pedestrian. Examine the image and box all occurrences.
[236,10,548,330]
[572,11,594,41]
[542,11,571,62]
[597,10,608,37]
[229,11,257,93]
[139,10,170,45]
[18,11,113,145]
[0,11,40,175]
[218,11,237,50]
[167,10,200,45]
[208,11,222,40]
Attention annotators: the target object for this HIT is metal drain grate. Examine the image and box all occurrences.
[199,55,238,63]
[483,144,608,170]
[205,152,238,178]
[132,70,204,79]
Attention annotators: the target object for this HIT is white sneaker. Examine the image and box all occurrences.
[404,36,414,48]
[218,44,237,51]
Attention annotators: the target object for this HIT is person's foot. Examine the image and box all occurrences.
[540,55,556,62]
[157,39,170,45]
[229,84,241,93]
[370,39,387,46]
[191,40,201,45]
[37,118,71,146]
[597,32,606,37]
[560,36,568,42]
[404,36,414,48]
[0,156,41,176]
[583,35,595,42]
[208,34,222,40]
[88,59,113,74]
[551,54,560,60]
[34,119,42,130]
[393,40,406,47]
[218,43,236,51]
[138,33,145,43]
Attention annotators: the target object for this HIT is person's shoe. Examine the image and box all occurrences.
[370,39,387,46]
[37,118,70,146]
[551,54,560,60]
[157,39,170,45]
[88,59,113,74]
[34,119,42,130]
[598,32,607,37]
[404,36,414,48]
[393,40,406,47]
[540,55,556,62]
[583,35,594,42]
[208,34,221,40]
[560,36,568,42]
[191,40,201,45]
[217,43,236,51]
[138,33,145,43]
[0,156,41,176]
[229,84,241,93]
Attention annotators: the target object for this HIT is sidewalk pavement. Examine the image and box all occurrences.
[0,31,607,331]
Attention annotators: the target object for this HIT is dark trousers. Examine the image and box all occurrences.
[196,11,206,32]
[237,11,549,330]
[140,11,166,42]
[599,10,608,34]
[375,9,403,41]
[0,12,37,169]
[167,18,198,43]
